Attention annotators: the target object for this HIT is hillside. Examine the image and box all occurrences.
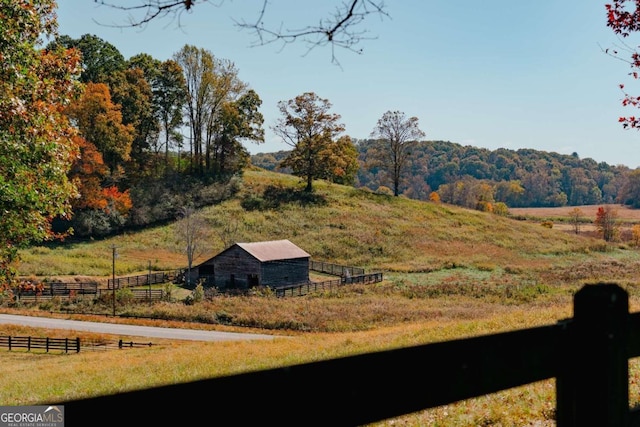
[17,168,637,284]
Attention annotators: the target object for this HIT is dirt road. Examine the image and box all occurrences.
[0,313,280,342]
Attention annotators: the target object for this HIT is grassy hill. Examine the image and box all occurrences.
[17,168,624,279]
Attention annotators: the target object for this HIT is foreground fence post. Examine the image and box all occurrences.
[556,283,629,427]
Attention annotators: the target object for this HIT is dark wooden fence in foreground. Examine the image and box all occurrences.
[58,283,640,426]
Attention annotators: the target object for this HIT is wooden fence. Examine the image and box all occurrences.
[309,260,365,276]
[58,283,640,426]
[16,282,98,302]
[96,288,164,302]
[0,336,80,353]
[0,336,156,353]
[275,272,384,297]
[107,272,169,289]
[17,287,164,303]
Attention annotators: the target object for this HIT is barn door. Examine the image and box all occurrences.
[247,274,259,287]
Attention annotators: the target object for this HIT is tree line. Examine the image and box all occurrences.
[253,139,638,212]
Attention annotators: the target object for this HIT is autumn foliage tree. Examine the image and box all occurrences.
[273,92,356,192]
[595,205,620,242]
[64,136,133,236]
[0,0,81,286]
[606,0,640,129]
[568,207,584,234]
[65,82,134,178]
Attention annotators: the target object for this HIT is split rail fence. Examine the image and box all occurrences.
[107,272,169,289]
[275,272,384,297]
[59,283,640,426]
[0,336,80,353]
[0,336,155,353]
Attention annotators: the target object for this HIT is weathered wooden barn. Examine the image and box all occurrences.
[192,239,311,289]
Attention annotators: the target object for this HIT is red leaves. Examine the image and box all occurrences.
[606,0,640,36]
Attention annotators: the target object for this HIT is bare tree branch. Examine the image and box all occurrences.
[92,0,218,29]
[234,0,389,65]
[93,0,390,65]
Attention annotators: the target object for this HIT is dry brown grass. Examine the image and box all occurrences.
[509,204,640,237]
[509,204,640,220]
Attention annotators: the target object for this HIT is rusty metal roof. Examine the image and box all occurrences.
[236,239,310,262]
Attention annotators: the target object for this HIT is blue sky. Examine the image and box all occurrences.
[54,1,640,168]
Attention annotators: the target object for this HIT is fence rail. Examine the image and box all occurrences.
[275,272,384,297]
[96,288,164,301]
[57,283,640,426]
[107,272,169,289]
[0,336,80,353]
[309,260,364,276]
[17,288,164,303]
[0,336,156,353]
[16,282,98,301]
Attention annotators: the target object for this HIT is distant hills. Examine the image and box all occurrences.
[251,139,634,209]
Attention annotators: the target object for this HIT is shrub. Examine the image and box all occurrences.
[192,283,204,303]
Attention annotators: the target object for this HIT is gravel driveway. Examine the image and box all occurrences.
[0,313,280,342]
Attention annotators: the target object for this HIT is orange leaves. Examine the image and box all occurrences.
[65,82,134,171]
[101,186,132,215]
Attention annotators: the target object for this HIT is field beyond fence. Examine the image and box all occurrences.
[59,283,640,426]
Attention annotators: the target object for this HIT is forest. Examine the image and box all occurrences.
[252,139,637,210]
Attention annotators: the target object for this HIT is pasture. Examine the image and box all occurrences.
[509,204,640,237]
[5,171,640,425]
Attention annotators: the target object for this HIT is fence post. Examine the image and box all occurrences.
[556,283,629,427]
[76,337,81,353]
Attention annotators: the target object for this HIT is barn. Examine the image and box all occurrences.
[192,239,311,289]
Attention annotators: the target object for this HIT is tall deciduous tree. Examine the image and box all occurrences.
[0,0,81,286]
[174,45,258,177]
[50,33,126,83]
[176,205,209,285]
[568,207,584,235]
[317,135,359,185]
[213,89,265,177]
[68,136,110,211]
[369,110,425,196]
[108,67,158,178]
[154,59,187,170]
[65,82,135,178]
[273,92,347,192]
